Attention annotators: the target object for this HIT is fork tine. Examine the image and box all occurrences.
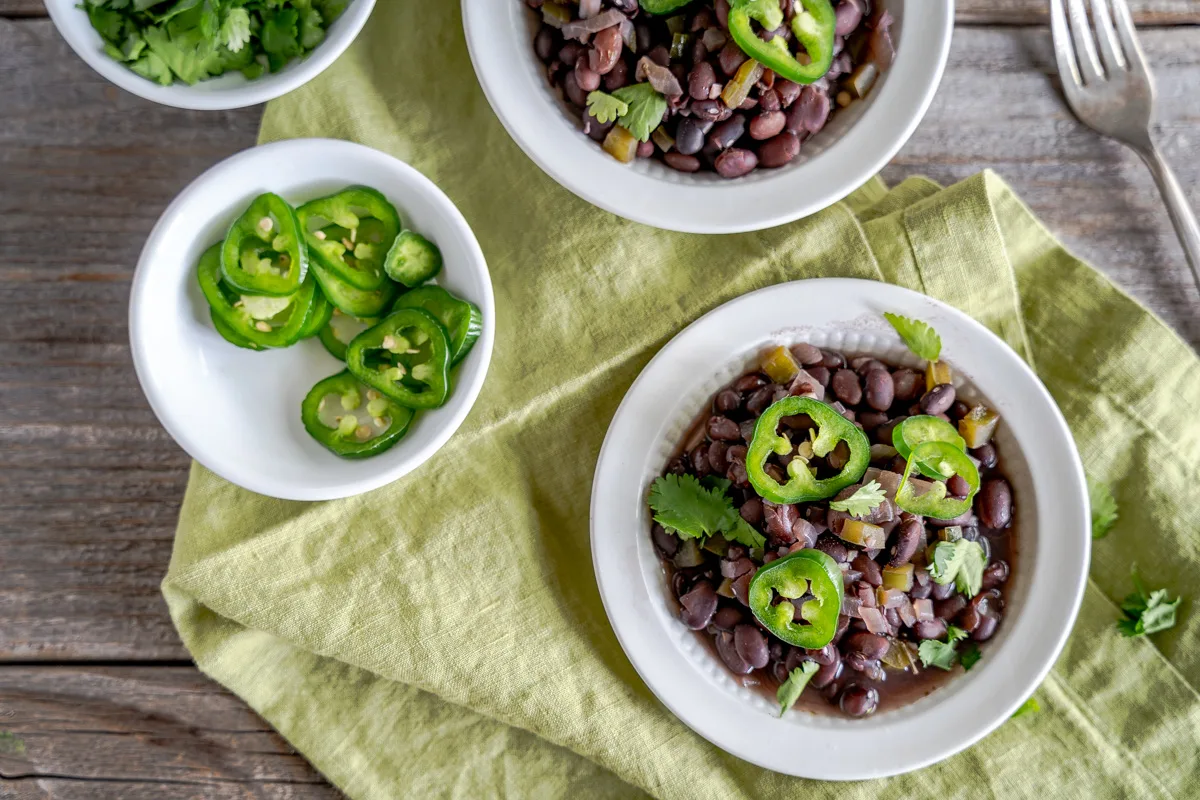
[1049,0,1083,94]
[1109,0,1150,75]
[1088,0,1126,74]
[1066,0,1104,82]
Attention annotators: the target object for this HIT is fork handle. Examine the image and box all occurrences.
[1136,142,1200,293]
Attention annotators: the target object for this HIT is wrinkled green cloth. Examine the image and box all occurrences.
[163,3,1200,798]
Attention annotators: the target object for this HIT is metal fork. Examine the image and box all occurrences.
[1050,0,1200,292]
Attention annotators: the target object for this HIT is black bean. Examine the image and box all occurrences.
[687,60,717,100]
[652,524,678,557]
[830,369,862,406]
[920,384,956,415]
[804,643,838,666]
[745,385,778,416]
[827,440,851,470]
[715,0,730,27]
[636,140,655,159]
[810,650,843,688]
[844,632,889,660]
[715,630,752,674]
[731,572,752,606]
[635,21,653,53]
[774,78,801,108]
[785,85,830,134]
[757,131,799,168]
[708,115,746,150]
[977,478,1013,528]
[733,374,766,392]
[851,552,882,587]
[981,559,1010,591]
[713,606,743,630]
[832,613,851,644]
[950,400,971,421]
[734,624,770,669]
[583,109,614,141]
[690,99,726,121]
[573,56,602,92]
[603,58,629,91]
[714,388,741,413]
[888,519,922,566]
[972,615,999,641]
[835,0,864,35]
[758,88,781,112]
[892,369,922,402]
[972,443,998,469]
[839,685,879,717]
[563,71,588,107]
[718,41,747,75]
[707,415,741,441]
[679,582,718,630]
[947,474,970,499]
[707,440,730,472]
[876,416,904,446]
[535,26,559,62]
[863,369,894,411]
[910,580,932,600]
[914,619,947,640]
[647,44,671,67]
[749,110,787,140]
[558,41,584,66]
[934,595,967,620]
[821,350,845,369]
[589,26,623,75]
[807,365,831,386]
[689,444,710,476]
[763,501,800,544]
[814,535,849,563]
[790,342,823,365]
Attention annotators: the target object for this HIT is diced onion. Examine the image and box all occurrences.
[861,607,888,635]
[913,598,934,622]
[897,595,917,627]
[562,9,626,40]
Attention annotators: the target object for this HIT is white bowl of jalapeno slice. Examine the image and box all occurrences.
[590,279,1089,778]
[129,138,495,501]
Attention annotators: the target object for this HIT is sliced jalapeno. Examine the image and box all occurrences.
[297,286,334,340]
[197,242,316,348]
[345,308,452,409]
[391,285,482,365]
[210,310,265,351]
[892,415,967,480]
[747,396,870,504]
[318,310,379,361]
[748,548,844,648]
[895,441,982,519]
[220,193,308,297]
[297,186,401,291]
[384,230,443,287]
[310,260,398,317]
[301,370,414,458]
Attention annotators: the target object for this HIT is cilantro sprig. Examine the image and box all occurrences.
[81,0,347,86]
[928,539,987,598]
[884,313,942,362]
[586,91,629,124]
[917,625,968,670]
[649,474,765,550]
[1088,478,1119,539]
[776,661,819,716]
[1117,566,1181,637]
[610,83,668,142]
[829,480,886,517]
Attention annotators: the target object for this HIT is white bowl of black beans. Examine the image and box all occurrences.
[463,0,952,232]
[590,279,1089,778]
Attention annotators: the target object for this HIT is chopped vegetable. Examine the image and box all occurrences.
[777,661,820,716]
[650,126,675,154]
[925,360,953,392]
[638,0,695,14]
[917,625,967,670]
[297,186,402,291]
[302,371,413,458]
[839,519,886,549]
[891,416,966,479]
[391,285,483,366]
[829,481,886,517]
[895,441,980,520]
[720,57,764,110]
[726,0,835,86]
[648,474,765,549]
[1088,478,1119,540]
[384,231,443,288]
[81,0,346,86]
[747,397,870,504]
[610,83,668,142]
[1117,566,1181,637]
[761,345,801,385]
[883,313,943,362]
[959,642,983,671]
[882,563,914,592]
[847,61,879,98]
[586,91,629,125]
[1011,697,1040,719]
[958,405,1000,449]
[749,549,844,648]
[345,308,452,409]
[928,539,987,598]
[602,125,640,162]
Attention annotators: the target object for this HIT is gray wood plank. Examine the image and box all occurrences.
[0,666,341,798]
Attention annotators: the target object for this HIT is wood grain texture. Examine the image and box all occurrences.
[0,666,340,798]
[5,1,1200,23]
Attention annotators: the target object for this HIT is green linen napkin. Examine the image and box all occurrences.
[163,3,1200,797]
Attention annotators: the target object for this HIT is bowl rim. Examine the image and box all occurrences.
[589,278,1089,779]
[45,0,377,111]
[128,137,495,501]
[462,0,954,233]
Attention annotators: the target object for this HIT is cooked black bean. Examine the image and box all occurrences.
[715,145,759,178]
[790,342,823,365]
[589,26,623,75]
[920,383,956,415]
[647,44,671,67]
[858,410,888,432]
[892,369,923,402]
[574,55,601,92]
[972,443,998,469]
[707,440,730,472]
[931,580,956,601]
[749,110,787,140]
[731,572,752,606]
[689,444,711,476]
[981,559,1010,591]
[715,630,752,674]
[807,365,831,387]
[535,27,558,62]
[603,58,629,90]
[690,98,726,121]
[821,350,845,369]
[652,524,679,558]
[910,580,932,600]
[810,650,843,689]
[679,582,718,630]
[804,643,838,666]
[718,41,747,75]
[977,478,1013,528]
[914,619,948,640]
[708,116,746,150]
[734,624,770,669]
[827,440,851,470]
[739,419,758,441]
[864,369,894,411]
[763,501,799,544]
[851,552,882,587]
[830,369,862,405]
[950,400,971,420]
[888,519,922,566]
[558,41,584,66]
[972,615,999,642]
[934,595,967,620]
[707,415,741,441]
[786,85,832,135]
[844,632,889,660]
[733,374,766,392]
[947,474,970,499]
[714,388,741,413]
[745,385,778,417]
[713,606,743,630]
[758,132,800,168]
[687,60,717,100]
[814,535,849,563]
[839,685,879,717]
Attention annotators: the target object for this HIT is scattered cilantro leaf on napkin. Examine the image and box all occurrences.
[1011,697,1040,719]
[829,480,886,517]
[777,661,819,716]
[884,313,942,361]
[1118,566,1181,637]
[1088,478,1119,539]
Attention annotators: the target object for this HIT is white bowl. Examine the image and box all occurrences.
[129,138,495,501]
[590,279,1088,779]
[46,0,376,110]
[463,1,952,233]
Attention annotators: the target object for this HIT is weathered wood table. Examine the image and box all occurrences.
[1,1,1198,796]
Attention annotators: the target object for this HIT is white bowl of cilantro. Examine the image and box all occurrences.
[47,0,376,111]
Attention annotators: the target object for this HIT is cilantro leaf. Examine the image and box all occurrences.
[1117,565,1181,637]
[918,625,968,670]
[1088,478,1118,539]
[1011,697,1040,719]
[883,313,942,362]
[929,540,987,598]
[777,661,819,716]
[221,7,252,52]
[959,642,982,671]
[586,91,629,125]
[648,474,765,549]
[829,480,886,517]
[612,83,668,142]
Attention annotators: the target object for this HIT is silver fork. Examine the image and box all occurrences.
[1050,0,1200,292]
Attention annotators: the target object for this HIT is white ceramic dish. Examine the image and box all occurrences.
[463,0,953,233]
[590,279,1088,779]
[46,0,376,110]
[129,138,494,501]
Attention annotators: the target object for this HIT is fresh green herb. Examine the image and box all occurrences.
[1117,566,1181,637]
[700,475,732,493]
[586,91,630,124]
[959,642,982,671]
[928,539,987,598]
[828,480,886,517]
[918,625,968,670]
[1088,478,1118,539]
[1011,697,1040,719]
[883,313,942,362]
[80,0,346,86]
[611,83,669,142]
[648,474,765,549]
[776,661,819,716]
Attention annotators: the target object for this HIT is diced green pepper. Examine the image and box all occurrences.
[220,192,308,297]
[959,405,1000,448]
[384,231,443,287]
[297,186,402,291]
